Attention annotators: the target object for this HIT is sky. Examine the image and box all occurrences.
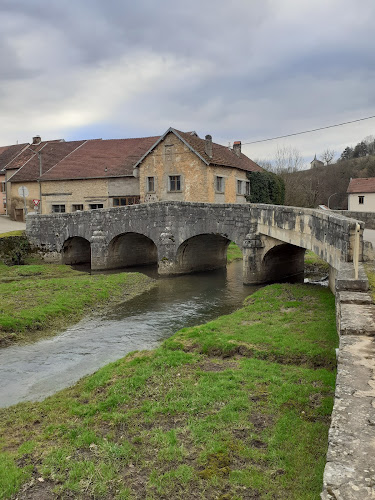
[1,0,375,168]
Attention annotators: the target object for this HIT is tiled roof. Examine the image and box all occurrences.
[40,136,160,181]
[172,129,263,173]
[347,177,375,194]
[4,140,62,171]
[9,140,87,183]
[0,143,28,171]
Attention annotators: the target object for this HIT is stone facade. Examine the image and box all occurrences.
[139,132,250,204]
[8,180,40,220]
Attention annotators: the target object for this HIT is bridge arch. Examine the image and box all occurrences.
[174,233,231,274]
[107,232,157,269]
[62,236,91,266]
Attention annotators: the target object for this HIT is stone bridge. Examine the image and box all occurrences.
[26,201,365,287]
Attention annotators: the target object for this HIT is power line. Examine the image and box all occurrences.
[242,114,375,145]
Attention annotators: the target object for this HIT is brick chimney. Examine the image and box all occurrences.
[32,135,41,145]
[233,141,241,157]
[205,135,213,158]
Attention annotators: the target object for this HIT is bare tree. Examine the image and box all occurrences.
[319,149,335,165]
[274,146,305,174]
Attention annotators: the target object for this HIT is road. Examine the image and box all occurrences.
[0,215,26,233]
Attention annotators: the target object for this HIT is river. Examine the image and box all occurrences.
[0,260,258,408]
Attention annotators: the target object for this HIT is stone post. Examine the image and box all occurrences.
[90,230,108,270]
[157,226,179,275]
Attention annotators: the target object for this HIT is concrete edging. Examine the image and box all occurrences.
[321,263,375,499]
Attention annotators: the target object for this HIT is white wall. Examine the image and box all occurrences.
[348,193,375,212]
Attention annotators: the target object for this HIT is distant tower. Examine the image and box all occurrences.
[310,154,324,169]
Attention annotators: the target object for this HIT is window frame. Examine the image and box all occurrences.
[358,195,365,205]
[237,180,243,195]
[72,204,84,212]
[147,176,155,193]
[168,175,181,192]
[89,203,104,210]
[215,176,224,193]
[52,204,66,213]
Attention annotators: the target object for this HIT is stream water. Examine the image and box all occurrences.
[0,260,258,408]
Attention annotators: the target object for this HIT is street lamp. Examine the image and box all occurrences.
[328,192,338,209]
[26,147,42,214]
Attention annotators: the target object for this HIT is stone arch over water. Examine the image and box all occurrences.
[175,234,231,274]
[107,232,157,269]
[262,242,306,283]
[62,237,91,266]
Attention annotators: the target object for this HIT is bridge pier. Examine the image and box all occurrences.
[243,234,305,285]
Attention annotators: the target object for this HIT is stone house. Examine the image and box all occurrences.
[347,177,375,212]
[310,154,324,169]
[38,136,159,214]
[134,128,263,204]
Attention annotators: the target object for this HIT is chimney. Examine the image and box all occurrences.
[32,135,41,145]
[205,135,213,158]
[233,141,241,157]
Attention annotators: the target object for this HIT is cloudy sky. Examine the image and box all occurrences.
[1,0,375,167]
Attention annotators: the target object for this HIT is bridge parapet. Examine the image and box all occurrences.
[26,202,365,286]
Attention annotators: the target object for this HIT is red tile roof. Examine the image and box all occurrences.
[163,129,263,173]
[40,136,160,181]
[4,140,63,171]
[9,140,87,183]
[0,143,28,172]
[347,177,375,194]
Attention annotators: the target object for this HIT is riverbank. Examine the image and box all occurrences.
[0,283,337,500]
[0,263,155,347]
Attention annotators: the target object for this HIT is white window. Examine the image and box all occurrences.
[72,204,84,211]
[216,176,224,193]
[237,180,243,195]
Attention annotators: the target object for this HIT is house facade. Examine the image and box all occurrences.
[2,128,263,218]
[135,128,262,204]
[347,177,375,212]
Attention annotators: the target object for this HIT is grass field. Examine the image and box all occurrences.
[0,283,337,499]
[0,262,155,346]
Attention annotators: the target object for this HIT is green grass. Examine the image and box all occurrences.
[0,263,155,346]
[304,250,330,275]
[0,230,24,238]
[0,283,337,499]
[364,262,375,302]
[227,242,243,263]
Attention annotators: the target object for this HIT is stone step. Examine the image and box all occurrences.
[338,291,373,305]
[339,303,375,336]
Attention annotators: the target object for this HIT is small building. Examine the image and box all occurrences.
[4,137,66,221]
[134,128,263,204]
[38,136,159,214]
[347,177,375,212]
[310,154,324,169]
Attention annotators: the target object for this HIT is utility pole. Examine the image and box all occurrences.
[26,147,43,214]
